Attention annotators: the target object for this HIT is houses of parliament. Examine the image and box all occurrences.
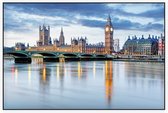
[28,15,114,55]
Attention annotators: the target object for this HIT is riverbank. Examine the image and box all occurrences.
[113,58,164,63]
[3,56,164,63]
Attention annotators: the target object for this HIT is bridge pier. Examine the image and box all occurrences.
[43,58,59,62]
[15,58,32,63]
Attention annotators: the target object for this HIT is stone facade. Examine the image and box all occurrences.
[158,34,165,56]
[28,15,114,55]
[37,25,51,46]
[59,27,65,46]
[123,35,160,55]
[105,15,114,54]
[114,39,120,52]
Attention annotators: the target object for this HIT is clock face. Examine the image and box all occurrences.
[110,27,113,31]
[105,27,109,32]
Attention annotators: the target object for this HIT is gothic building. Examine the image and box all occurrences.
[24,14,164,57]
[70,37,104,54]
[15,42,26,51]
[37,24,52,46]
[29,15,114,55]
[59,27,65,46]
[53,28,65,47]
[105,15,114,54]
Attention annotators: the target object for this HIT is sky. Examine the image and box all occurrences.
[4,3,164,48]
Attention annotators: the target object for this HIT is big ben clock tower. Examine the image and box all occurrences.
[105,15,114,54]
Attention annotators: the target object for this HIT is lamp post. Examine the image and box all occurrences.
[93,50,95,54]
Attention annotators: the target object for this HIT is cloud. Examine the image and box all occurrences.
[107,4,164,21]
[78,17,163,32]
[4,8,72,32]
[79,19,105,28]
[142,22,164,31]
[4,3,164,32]
[138,7,164,20]
[4,4,107,18]
[113,18,141,30]
[3,3,164,47]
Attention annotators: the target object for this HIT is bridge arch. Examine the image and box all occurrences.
[95,54,106,58]
[33,52,58,57]
[4,51,29,58]
[59,53,77,57]
[80,54,94,57]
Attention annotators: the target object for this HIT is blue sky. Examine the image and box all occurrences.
[4,3,164,48]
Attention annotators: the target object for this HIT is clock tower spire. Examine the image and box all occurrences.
[105,14,114,54]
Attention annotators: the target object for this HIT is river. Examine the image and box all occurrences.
[4,59,164,109]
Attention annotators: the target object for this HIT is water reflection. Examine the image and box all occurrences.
[93,62,96,79]
[11,66,18,83]
[56,63,60,80]
[124,62,164,90]
[4,59,164,109]
[78,62,82,79]
[68,62,87,80]
[39,64,51,93]
[59,63,65,77]
[28,65,31,85]
[105,61,113,105]
[14,68,18,83]
[57,63,65,91]
[11,66,15,80]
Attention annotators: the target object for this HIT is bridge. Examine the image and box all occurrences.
[4,51,114,63]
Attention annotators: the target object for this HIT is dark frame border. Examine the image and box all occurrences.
[2,2,166,110]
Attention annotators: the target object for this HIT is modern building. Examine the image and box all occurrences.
[123,34,160,55]
[113,39,120,52]
[28,15,114,55]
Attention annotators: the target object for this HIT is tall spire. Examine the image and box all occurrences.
[44,18,46,26]
[59,27,65,46]
[43,18,45,27]
[107,14,112,26]
[105,14,114,54]
[61,27,63,35]
[107,14,111,21]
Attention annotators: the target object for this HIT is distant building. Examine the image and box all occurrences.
[53,27,65,47]
[123,34,160,55]
[37,24,51,46]
[15,42,26,51]
[4,47,15,52]
[70,37,105,54]
[28,15,114,55]
[113,39,120,52]
[59,27,65,46]
[158,34,165,56]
